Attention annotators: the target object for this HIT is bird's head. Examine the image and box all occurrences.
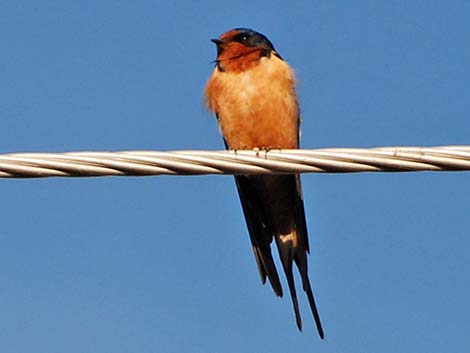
[210,28,281,72]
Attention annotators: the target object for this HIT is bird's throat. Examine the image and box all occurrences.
[216,47,270,73]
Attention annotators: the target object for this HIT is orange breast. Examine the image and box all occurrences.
[205,55,300,150]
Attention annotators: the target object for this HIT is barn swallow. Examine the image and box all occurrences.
[205,28,324,338]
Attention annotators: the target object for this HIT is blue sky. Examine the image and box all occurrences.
[1,1,469,352]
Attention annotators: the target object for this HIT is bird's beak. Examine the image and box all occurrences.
[211,38,225,46]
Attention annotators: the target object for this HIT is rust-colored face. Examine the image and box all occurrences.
[211,28,279,72]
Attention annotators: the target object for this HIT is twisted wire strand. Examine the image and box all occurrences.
[1,145,470,178]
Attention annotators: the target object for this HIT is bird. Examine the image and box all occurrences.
[205,28,324,339]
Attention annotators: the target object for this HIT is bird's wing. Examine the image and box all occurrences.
[234,175,283,297]
[235,173,323,338]
[217,121,283,296]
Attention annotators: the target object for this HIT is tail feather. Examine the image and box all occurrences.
[281,232,324,338]
[303,276,324,338]
[296,250,324,338]
[286,268,303,330]
[293,236,324,338]
[277,239,303,330]
[235,173,324,337]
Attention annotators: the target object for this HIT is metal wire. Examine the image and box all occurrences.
[1,145,470,178]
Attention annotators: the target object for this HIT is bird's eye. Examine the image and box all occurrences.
[241,35,248,41]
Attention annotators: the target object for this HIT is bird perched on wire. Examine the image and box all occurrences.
[205,28,324,339]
